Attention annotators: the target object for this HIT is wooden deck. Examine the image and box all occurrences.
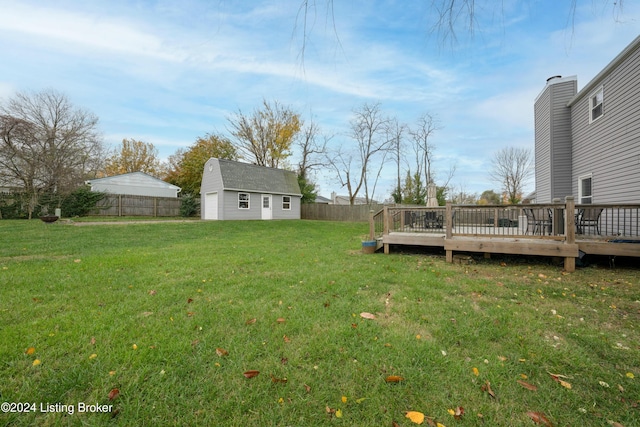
[370,199,640,271]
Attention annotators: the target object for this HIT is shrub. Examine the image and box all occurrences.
[180,192,200,217]
[61,186,106,217]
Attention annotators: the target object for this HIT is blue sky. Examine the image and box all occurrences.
[0,0,638,200]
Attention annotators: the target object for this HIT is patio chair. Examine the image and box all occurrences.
[523,208,552,235]
[423,211,444,229]
[577,207,603,235]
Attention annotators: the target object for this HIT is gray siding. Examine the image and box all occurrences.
[570,44,640,204]
[534,78,576,203]
[200,159,224,219]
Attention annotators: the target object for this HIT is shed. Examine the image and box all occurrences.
[200,158,301,220]
[86,172,181,198]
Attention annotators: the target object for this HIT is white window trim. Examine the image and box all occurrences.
[282,196,291,210]
[578,174,593,204]
[238,192,250,209]
[589,86,604,124]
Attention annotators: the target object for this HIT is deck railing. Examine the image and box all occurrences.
[372,199,640,241]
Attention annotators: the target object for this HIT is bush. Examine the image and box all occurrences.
[180,193,200,217]
[61,186,106,217]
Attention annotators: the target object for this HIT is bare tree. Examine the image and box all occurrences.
[0,90,104,218]
[489,146,533,204]
[409,113,441,189]
[327,102,391,205]
[296,118,328,180]
[387,117,406,203]
[227,99,302,168]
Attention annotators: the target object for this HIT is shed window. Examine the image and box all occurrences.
[589,87,603,123]
[282,196,291,210]
[238,193,250,209]
[578,175,592,204]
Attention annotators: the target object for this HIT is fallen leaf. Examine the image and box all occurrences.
[270,374,287,383]
[142,311,153,317]
[243,370,260,379]
[335,408,343,418]
[304,384,311,393]
[518,380,538,391]
[405,411,425,424]
[599,381,610,388]
[526,411,553,426]
[132,344,138,350]
[90,337,96,345]
[453,406,464,420]
[216,348,229,357]
[187,311,195,317]
[25,347,35,355]
[108,388,120,401]
[360,312,376,320]
[246,318,257,325]
[32,359,41,366]
[89,353,97,360]
[148,290,156,295]
[550,373,572,389]
[276,317,286,323]
[283,335,291,343]
[481,381,496,399]
[341,396,347,403]
[191,339,200,347]
[187,298,193,304]
[609,422,624,427]
[356,397,366,404]
[472,367,479,376]
[626,372,635,379]
[393,422,401,427]
[385,375,405,383]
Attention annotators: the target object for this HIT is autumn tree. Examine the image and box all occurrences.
[489,146,533,205]
[165,133,237,195]
[104,138,163,177]
[0,89,104,218]
[228,100,302,168]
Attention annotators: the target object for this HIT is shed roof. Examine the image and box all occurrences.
[216,159,301,196]
[87,172,181,190]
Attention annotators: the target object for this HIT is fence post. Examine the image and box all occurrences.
[369,210,374,241]
[445,202,453,263]
[564,196,576,272]
[118,194,122,217]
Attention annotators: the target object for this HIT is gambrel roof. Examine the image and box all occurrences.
[216,159,301,196]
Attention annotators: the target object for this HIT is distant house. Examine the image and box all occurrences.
[86,172,181,198]
[534,35,640,204]
[330,192,378,205]
[200,158,301,220]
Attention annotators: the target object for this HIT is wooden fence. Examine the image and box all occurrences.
[92,194,182,217]
[301,203,384,222]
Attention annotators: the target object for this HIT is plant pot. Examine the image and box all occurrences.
[361,240,377,254]
[40,216,59,223]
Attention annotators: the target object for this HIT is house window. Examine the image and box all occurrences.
[238,193,249,209]
[590,86,603,123]
[578,175,592,204]
[282,196,291,210]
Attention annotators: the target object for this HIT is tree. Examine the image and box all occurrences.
[328,102,391,205]
[387,118,406,204]
[0,90,103,218]
[104,138,163,176]
[478,189,501,205]
[489,146,533,205]
[165,133,237,195]
[296,119,328,203]
[228,100,302,168]
[409,113,440,190]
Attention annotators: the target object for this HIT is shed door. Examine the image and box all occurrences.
[204,192,218,220]
[261,194,272,220]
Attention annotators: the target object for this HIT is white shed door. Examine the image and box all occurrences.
[204,192,218,220]
[261,194,272,220]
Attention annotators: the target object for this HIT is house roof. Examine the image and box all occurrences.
[86,172,181,190]
[216,159,301,196]
[568,35,640,107]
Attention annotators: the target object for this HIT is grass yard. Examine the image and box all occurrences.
[0,219,638,426]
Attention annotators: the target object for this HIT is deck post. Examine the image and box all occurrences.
[552,198,563,235]
[564,196,576,272]
[383,206,390,254]
[369,210,375,241]
[445,202,453,263]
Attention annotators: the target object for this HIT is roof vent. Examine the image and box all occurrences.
[546,75,562,82]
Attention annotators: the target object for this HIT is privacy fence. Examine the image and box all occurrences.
[301,203,384,222]
[92,194,182,217]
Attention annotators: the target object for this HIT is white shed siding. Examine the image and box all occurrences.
[570,43,640,204]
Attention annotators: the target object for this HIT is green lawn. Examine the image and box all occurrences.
[0,219,638,426]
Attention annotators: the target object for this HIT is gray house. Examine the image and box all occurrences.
[200,158,301,220]
[534,35,640,204]
[86,172,181,198]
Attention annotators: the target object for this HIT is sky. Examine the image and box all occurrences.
[0,0,638,201]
